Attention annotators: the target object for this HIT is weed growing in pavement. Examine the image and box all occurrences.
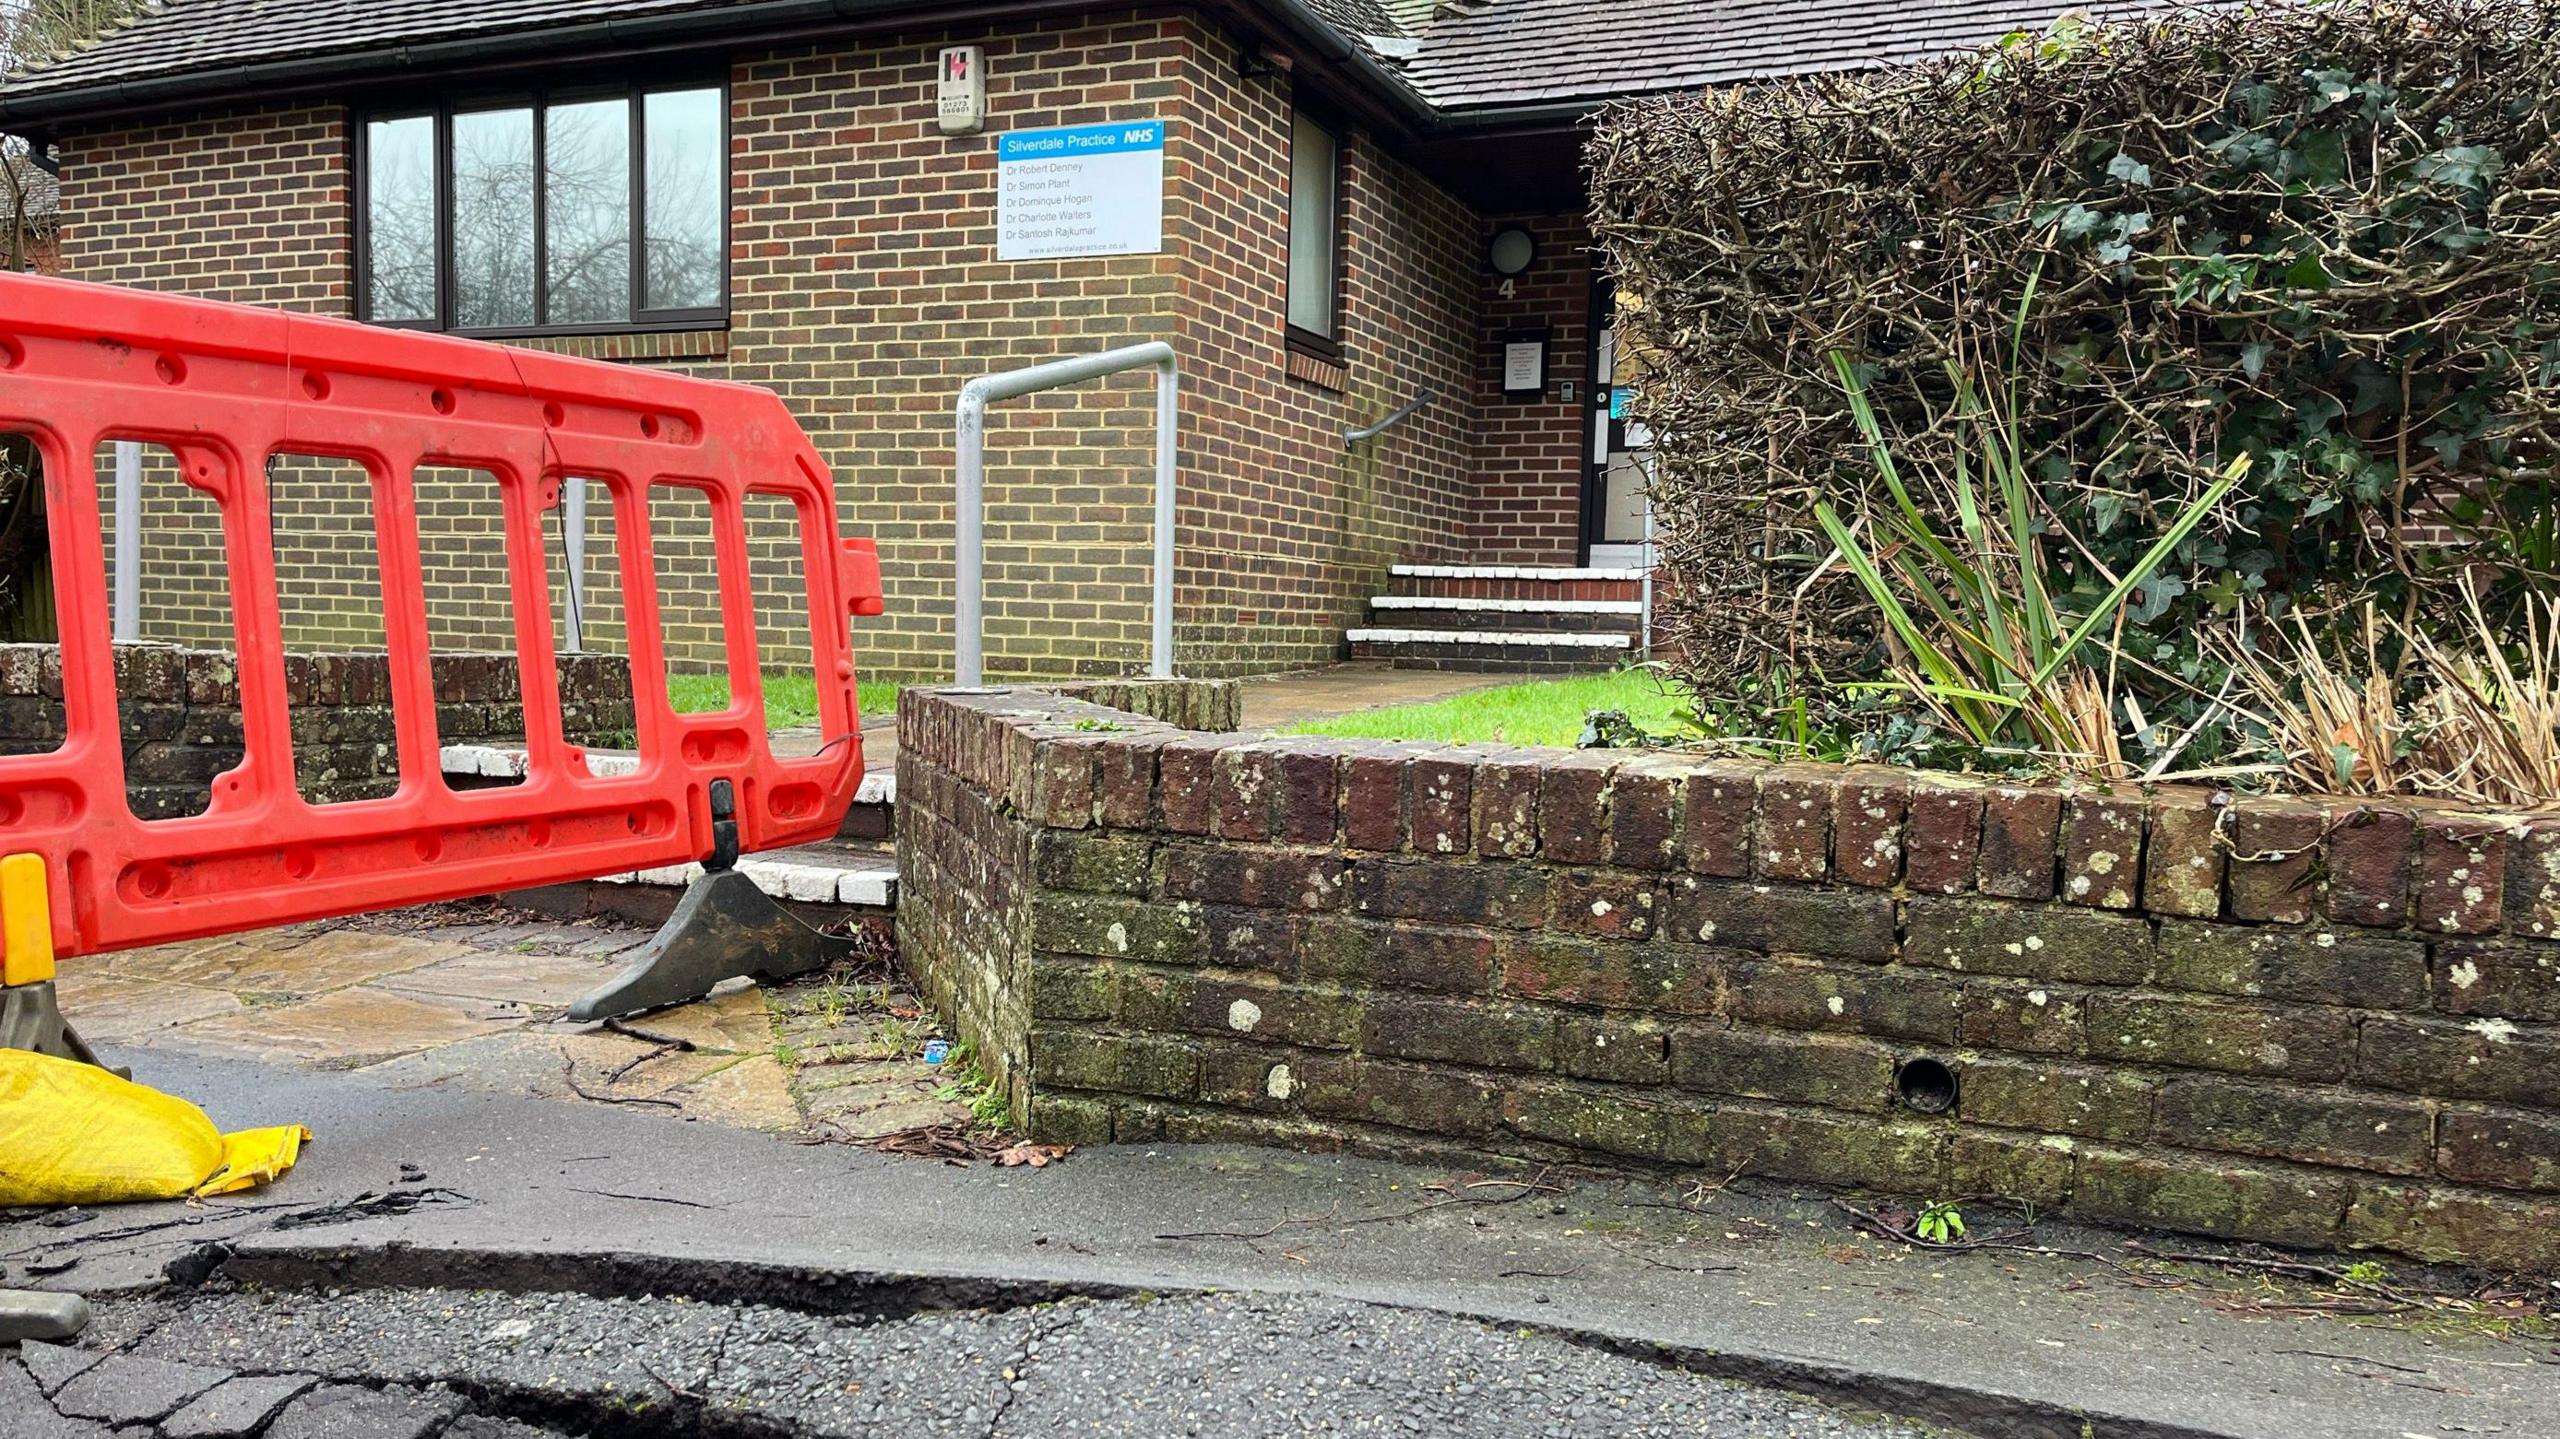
[1915,1201,1967,1245]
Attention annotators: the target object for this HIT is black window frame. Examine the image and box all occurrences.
[1283,103,1345,364]
[355,74,730,339]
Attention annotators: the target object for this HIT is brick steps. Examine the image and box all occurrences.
[1354,565,1646,671]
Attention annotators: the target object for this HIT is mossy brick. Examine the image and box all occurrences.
[1030,893,1204,963]
[1210,744,1285,841]
[1507,1084,1669,1159]
[1297,916,1493,993]
[1277,746,1341,845]
[1201,1043,1354,1113]
[2357,1016,2560,1107]
[1361,994,1555,1072]
[2088,994,2351,1081]
[1115,969,1200,1031]
[1473,752,1543,859]
[1498,935,1732,1016]
[1032,831,1156,895]
[1662,878,1893,959]
[1092,734,1163,829]
[1977,786,2061,899]
[1342,748,1413,851]
[2504,821,2560,939]
[2060,790,2144,909]
[2152,921,2425,1009]
[1754,765,1835,882]
[1947,1129,2077,1208]
[2153,1075,2432,1176]
[2324,808,2414,927]
[2228,799,2324,923]
[1206,908,1299,974]
[1557,1014,1673,1084]
[2073,1146,2351,1250]
[2418,816,2506,935]
[1833,772,1907,888]
[1025,1092,1116,1146]
[2143,791,2225,919]
[1682,760,1762,877]
[1409,753,1474,856]
[1302,1058,1504,1137]
[1193,978,1367,1050]
[1903,776,1985,895]
[1030,1027,1200,1100]
[1351,860,1553,929]
[1670,1026,1896,1111]
[1956,982,2087,1056]
[2433,941,2560,1023]
[1607,758,1685,870]
[1706,1102,1948,1194]
[1160,1107,1344,1151]
[1031,736,1099,827]
[1551,869,1658,940]
[1028,957,1117,1021]
[2433,1106,2560,1192]
[2343,1182,2560,1271]
[1959,1055,2154,1141]
[1726,958,1960,1043]
[1902,896,2152,985]
[1161,845,1347,912]
[1537,751,1619,864]
[1157,736,1241,835]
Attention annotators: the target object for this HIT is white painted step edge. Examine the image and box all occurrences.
[1346,629,1632,648]
[595,856,898,907]
[1370,596,1642,615]
[438,744,897,806]
[1392,564,1648,581]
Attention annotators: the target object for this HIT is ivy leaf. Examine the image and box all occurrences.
[2056,203,2106,240]
[2295,129,2348,187]
[2239,341,2272,379]
[2107,150,2153,186]
[2413,145,2501,189]
[2285,253,2332,290]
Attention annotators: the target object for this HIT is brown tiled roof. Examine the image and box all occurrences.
[0,0,753,99]
[1399,0,2182,112]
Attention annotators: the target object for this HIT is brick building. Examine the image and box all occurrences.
[0,0,2119,682]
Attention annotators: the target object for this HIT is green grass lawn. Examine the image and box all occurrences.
[1285,669,1695,748]
[666,671,902,730]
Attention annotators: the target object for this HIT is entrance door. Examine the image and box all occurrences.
[1583,279,1653,570]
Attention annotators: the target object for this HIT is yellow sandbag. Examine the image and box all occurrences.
[0,1049,310,1205]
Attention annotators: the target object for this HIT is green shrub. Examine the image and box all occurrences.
[1591,0,2560,767]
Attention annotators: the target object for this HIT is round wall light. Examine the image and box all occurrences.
[1488,227,1536,277]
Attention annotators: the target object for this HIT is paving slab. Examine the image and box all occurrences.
[16,1338,103,1396]
[370,947,622,1007]
[144,985,519,1067]
[46,971,243,1042]
[103,929,466,995]
[10,1047,2553,1439]
[0,1356,108,1439]
[265,1382,465,1439]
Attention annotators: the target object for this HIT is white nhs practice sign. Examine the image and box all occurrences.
[996,120,1167,261]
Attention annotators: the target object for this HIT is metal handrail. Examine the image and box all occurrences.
[1345,387,1435,447]
[955,341,1178,686]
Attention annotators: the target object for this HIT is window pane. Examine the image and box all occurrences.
[365,116,436,322]
[544,97,632,325]
[450,108,536,329]
[1286,112,1338,338]
[643,88,723,312]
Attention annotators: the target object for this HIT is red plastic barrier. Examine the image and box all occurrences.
[0,274,884,960]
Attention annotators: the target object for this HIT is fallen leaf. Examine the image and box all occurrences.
[996,1142,1074,1169]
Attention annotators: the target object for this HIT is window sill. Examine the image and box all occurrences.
[496,329,731,362]
[1286,345,1346,393]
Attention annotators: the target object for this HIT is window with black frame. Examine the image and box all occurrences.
[361,82,726,335]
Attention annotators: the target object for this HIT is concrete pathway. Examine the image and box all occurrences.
[1235,660,1516,731]
[53,906,970,1142]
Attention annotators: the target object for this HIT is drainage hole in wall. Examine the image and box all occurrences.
[1895,1057,1958,1115]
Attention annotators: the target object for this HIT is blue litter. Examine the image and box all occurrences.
[922,1040,952,1065]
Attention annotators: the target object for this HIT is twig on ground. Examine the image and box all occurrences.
[1600,1238,1741,1275]
[561,1054,683,1108]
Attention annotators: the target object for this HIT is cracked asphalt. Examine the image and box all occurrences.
[20,1283,1955,1438]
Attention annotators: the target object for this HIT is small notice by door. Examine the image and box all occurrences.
[1503,334,1548,397]
[997,120,1166,261]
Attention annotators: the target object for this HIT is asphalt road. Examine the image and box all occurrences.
[51,1282,1953,1438]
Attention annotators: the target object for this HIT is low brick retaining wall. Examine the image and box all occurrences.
[0,643,634,815]
[896,685,2560,1272]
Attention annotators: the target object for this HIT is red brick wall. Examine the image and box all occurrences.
[1467,212,1591,565]
[48,15,1513,680]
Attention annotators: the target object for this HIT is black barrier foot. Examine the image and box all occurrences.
[565,868,854,1023]
[565,778,852,1024]
[1,980,120,1072]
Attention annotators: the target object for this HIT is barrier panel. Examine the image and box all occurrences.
[0,274,884,1030]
